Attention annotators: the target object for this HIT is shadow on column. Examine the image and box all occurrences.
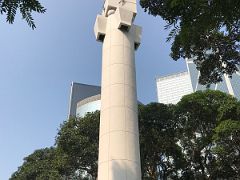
[109,160,140,180]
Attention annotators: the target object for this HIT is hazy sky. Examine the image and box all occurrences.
[0,1,186,179]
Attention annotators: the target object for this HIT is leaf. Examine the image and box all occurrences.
[1,0,46,29]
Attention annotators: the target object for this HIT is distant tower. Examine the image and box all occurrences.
[94,0,142,179]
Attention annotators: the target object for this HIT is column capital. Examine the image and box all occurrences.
[103,0,137,17]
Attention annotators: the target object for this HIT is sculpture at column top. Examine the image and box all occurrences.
[102,0,137,17]
[94,0,141,49]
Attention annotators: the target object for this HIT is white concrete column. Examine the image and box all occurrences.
[98,11,141,180]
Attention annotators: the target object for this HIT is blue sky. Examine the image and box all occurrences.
[0,0,185,179]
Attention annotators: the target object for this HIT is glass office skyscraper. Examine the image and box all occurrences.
[68,82,101,118]
[156,60,240,104]
[186,58,240,98]
[156,72,193,104]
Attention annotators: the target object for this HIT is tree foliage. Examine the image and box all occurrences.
[11,91,240,179]
[55,112,100,180]
[10,112,101,180]
[175,90,240,179]
[212,120,240,179]
[139,103,184,179]
[0,0,46,29]
[140,0,240,85]
[10,147,62,180]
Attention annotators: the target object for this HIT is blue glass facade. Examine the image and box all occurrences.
[187,59,240,100]
[230,73,240,99]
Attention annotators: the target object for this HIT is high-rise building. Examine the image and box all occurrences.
[156,72,193,104]
[68,82,143,118]
[186,59,240,98]
[68,82,101,118]
[156,60,240,104]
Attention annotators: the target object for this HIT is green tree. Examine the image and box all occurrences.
[0,0,46,29]
[55,112,100,180]
[10,147,62,180]
[212,119,240,179]
[140,0,240,85]
[12,93,240,179]
[55,104,185,180]
[139,103,184,179]
[175,90,240,179]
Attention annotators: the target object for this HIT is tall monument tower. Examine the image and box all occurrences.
[94,0,142,179]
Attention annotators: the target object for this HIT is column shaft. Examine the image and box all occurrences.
[98,13,141,180]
